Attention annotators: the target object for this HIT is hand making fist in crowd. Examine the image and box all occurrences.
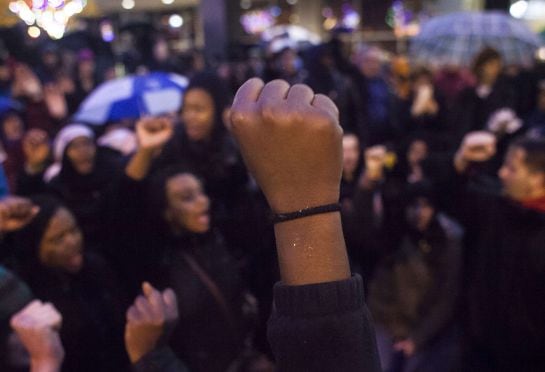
[229,78,343,213]
[125,282,178,364]
[454,131,497,173]
[0,196,39,233]
[136,116,174,153]
[10,300,64,372]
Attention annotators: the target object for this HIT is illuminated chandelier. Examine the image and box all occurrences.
[8,0,87,39]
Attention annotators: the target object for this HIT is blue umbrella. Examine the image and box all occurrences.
[410,11,541,68]
[74,72,189,125]
[0,97,22,115]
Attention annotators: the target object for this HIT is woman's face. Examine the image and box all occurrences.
[480,58,502,82]
[39,207,84,273]
[406,197,435,232]
[407,140,428,166]
[2,114,24,141]
[164,173,211,234]
[66,136,96,174]
[342,134,360,178]
[181,88,215,142]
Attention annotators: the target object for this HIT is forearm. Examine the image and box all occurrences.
[453,150,469,174]
[30,359,62,372]
[274,212,350,286]
[125,149,155,181]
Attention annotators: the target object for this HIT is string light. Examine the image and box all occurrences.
[9,0,87,39]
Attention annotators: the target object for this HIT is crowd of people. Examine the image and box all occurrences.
[0,29,544,372]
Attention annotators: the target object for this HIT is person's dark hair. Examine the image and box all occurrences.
[405,180,438,207]
[511,137,545,175]
[183,72,231,142]
[409,66,433,84]
[147,163,200,229]
[471,47,502,80]
[13,196,64,267]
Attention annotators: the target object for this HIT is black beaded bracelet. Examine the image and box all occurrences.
[272,203,341,224]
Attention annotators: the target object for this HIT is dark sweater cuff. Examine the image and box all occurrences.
[273,275,365,317]
[132,346,187,372]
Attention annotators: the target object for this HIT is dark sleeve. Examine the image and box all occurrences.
[426,156,494,232]
[15,170,47,196]
[132,347,190,372]
[342,183,380,254]
[411,223,463,348]
[268,275,381,372]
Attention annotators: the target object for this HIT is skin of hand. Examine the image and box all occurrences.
[229,78,350,285]
[0,196,40,233]
[10,300,64,372]
[12,65,43,101]
[44,84,68,120]
[393,339,416,357]
[363,145,387,182]
[136,116,174,153]
[454,131,497,173]
[125,117,174,180]
[23,129,51,173]
[125,282,178,364]
[229,78,343,213]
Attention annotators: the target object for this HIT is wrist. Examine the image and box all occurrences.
[274,211,350,286]
[30,357,63,372]
[268,188,339,215]
[453,151,468,173]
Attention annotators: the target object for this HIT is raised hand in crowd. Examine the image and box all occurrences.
[0,196,39,233]
[125,282,178,364]
[454,131,496,173]
[230,78,380,371]
[12,64,43,102]
[230,78,349,285]
[126,116,174,180]
[43,83,68,120]
[393,339,416,358]
[23,129,51,175]
[362,145,387,184]
[10,300,64,372]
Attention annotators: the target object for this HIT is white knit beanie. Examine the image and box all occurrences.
[44,124,95,183]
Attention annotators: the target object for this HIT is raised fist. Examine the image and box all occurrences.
[0,196,39,233]
[230,78,342,213]
[364,145,387,181]
[10,300,64,369]
[454,131,496,173]
[12,65,43,101]
[136,117,174,152]
[23,129,50,173]
[44,84,68,120]
[125,282,178,364]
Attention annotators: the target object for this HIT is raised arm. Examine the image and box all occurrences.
[125,117,174,181]
[230,78,349,285]
[230,78,380,371]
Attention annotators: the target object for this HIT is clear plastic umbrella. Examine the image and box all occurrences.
[410,11,541,68]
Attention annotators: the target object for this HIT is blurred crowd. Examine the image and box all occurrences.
[0,31,544,372]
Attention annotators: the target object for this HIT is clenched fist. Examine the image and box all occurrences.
[454,131,497,173]
[0,196,39,233]
[10,300,64,371]
[136,117,174,153]
[230,78,342,213]
[125,282,178,364]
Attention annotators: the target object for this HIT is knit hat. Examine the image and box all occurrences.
[44,124,94,182]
